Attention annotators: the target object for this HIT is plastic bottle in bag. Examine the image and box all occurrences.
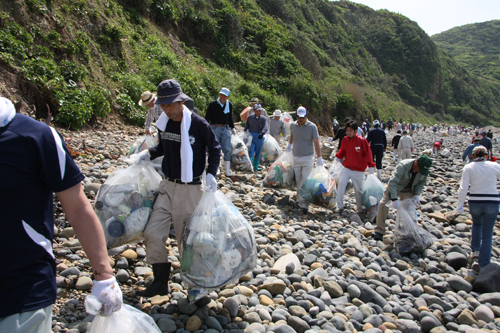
[361,174,385,213]
[263,151,295,188]
[94,162,161,248]
[261,134,283,166]
[300,166,337,209]
[231,134,254,172]
[181,191,257,301]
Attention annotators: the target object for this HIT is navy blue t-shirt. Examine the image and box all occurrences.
[0,114,84,317]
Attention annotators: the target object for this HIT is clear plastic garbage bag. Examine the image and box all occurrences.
[440,148,451,157]
[328,159,344,186]
[262,134,283,166]
[85,295,161,333]
[263,151,295,188]
[394,199,436,254]
[280,112,293,136]
[300,166,337,209]
[180,191,257,297]
[231,134,253,172]
[94,162,161,248]
[361,174,385,213]
[128,135,158,156]
[238,131,253,150]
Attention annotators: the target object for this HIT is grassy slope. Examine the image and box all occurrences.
[0,0,499,130]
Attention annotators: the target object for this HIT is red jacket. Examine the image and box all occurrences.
[336,134,375,171]
[433,141,442,150]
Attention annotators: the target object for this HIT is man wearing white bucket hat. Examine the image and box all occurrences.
[269,109,286,143]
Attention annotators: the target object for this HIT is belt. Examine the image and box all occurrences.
[212,124,228,127]
[166,176,202,185]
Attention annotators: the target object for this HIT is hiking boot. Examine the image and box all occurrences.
[136,263,171,297]
[471,262,481,274]
[371,232,384,240]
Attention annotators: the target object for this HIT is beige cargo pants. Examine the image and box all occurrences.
[144,179,203,264]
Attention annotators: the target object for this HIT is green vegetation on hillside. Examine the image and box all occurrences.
[432,20,500,82]
[0,0,499,130]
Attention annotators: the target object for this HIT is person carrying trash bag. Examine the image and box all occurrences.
[286,106,323,214]
[244,103,268,171]
[372,154,432,240]
[366,119,387,179]
[133,79,221,297]
[334,120,375,213]
[205,87,235,176]
[0,97,122,332]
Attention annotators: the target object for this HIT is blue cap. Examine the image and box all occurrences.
[219,87,230,96]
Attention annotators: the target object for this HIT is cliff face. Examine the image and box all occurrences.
[0,0,499,128]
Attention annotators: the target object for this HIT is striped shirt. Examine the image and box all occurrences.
[458,160,500,206]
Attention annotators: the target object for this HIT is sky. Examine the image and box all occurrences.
[350,0,500,36]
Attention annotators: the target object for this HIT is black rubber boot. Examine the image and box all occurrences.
[136,262,171,297]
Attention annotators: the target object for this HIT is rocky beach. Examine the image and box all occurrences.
[49,121,500,333]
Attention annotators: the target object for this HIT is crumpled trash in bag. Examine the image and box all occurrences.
[261,134,282,166]
[280,112,293,137]
[300,166,337,209]
[231,134,253,172]
[94,162,161,248]
[263,151,294,188]
[440,148,451,157]
[238,131,253,150]
[361,174,385,213]
[394,199,437,254]
[181,191,257,301]
[329,159,344,186]
[85,295,160,333]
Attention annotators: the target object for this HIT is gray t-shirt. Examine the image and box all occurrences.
[290,120,319,157]
[269,118,286,138]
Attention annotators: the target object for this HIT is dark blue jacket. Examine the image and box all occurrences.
[367,126,387,149]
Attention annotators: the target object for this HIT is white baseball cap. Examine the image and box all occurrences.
[273,110,282,117]
[297,106,307,118]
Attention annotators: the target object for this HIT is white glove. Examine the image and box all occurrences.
[130,150,150,164]
[368,167,374,174]
[206,173,217,192]
[231,128,237,135]
[391,199,400,209]
[457,206,464,214]
[413,195,420,205]
[91,277,122,316]
[316,157,324,166]
[286,143,292,152]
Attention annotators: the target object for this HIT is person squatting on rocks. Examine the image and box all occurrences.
[331,117,351,151]
[334,120,375,212]
[269,109,286,143]
[462,136,482,163]
[392,130,402,162]
[366,119,387,179]
[286,106,322,214]
[0,97,122,331]
[399,130,414,160]
[134,79,221,297]
[433,138,443,157]
[205,87,235,176]
[371,154,433,240]
[457,145,500,270]
[244,104,268,171]
[479,130,494,161]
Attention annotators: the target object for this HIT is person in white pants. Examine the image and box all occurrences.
[286,106,323,214]
[334,121,376,211]
[398,130,414,160]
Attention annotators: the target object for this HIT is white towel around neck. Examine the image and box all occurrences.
[155,105,194,183]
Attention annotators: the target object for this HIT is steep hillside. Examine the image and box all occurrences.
[0,0,499,129]
[432,20,500,82]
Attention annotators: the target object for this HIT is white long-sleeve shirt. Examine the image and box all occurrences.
[399,135,414,149]
[458,160,500,206]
